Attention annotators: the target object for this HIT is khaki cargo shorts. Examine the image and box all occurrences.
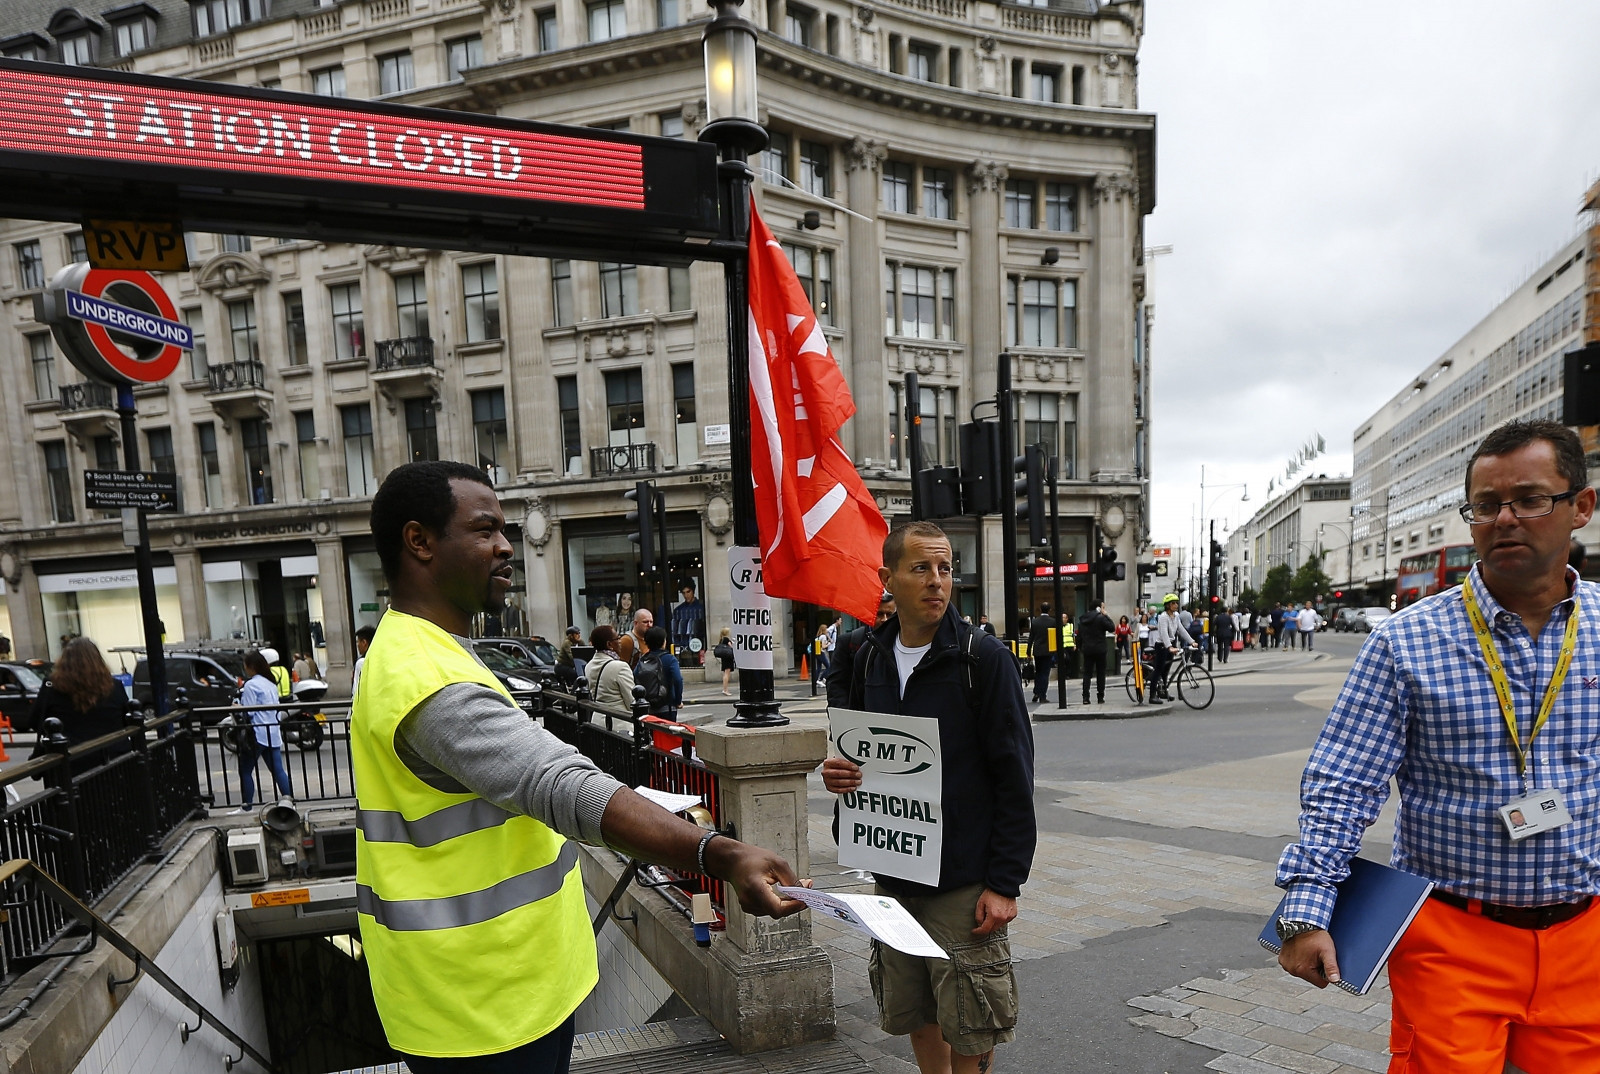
[867,883,1019,1055]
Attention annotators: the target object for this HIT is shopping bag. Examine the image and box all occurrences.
[1231,639,1244,652]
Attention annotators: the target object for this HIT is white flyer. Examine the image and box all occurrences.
[632,786,703,814]
[828,707,943,887]
[776,886,947,958]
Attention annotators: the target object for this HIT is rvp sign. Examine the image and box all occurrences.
[34,263,190,385]
[829,707,943,886]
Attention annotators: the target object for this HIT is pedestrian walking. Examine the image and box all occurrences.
[1028,603,1055,703]
[26,637,132,771]
[1278,604,1297,650]
[1114,615,1132,661]
[352,460,803,1069]
[1276,420,1600,1071]
[1296,601,1318,650]
[1212,608,1235,664]
[236,649,292,812]
[713,628,736,695]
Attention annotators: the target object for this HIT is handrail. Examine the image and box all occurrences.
[0,859,275,1073]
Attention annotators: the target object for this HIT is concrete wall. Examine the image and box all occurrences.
[577,882,677,1034]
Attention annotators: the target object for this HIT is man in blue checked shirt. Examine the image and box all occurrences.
[1275,419,1600,1073]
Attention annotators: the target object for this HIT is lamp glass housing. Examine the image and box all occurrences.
[703,17,758,127]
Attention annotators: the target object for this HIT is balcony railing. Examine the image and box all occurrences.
[375,336,435,371]
[206,360,267,393]
[59,381,115,412]
[591,442,657,476]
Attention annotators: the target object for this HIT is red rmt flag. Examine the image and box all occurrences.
[746,198,888,624]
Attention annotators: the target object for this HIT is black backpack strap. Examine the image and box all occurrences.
[849,634,878,710]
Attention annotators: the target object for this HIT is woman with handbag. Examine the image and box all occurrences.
[27,637,132,771]
[713,628,736,695]
[235,649,293,814]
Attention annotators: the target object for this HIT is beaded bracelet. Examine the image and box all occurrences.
[696,830,719,877]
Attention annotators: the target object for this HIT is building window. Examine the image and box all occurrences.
[907,41,938,81]
[798,140,831,197]
[1004,179,1036,229]
[91,437,119,516]
[783,3,814,46]
[283,291,308,365]
[885,262,955,340]
[295,411,320,500]
[1071,64,1085,104]
[377,50,415,95]
[197,422,223,507]
[947,46,961,87]
[922,167,954,221]
[3,40,45,62]
[1007,276,1076,348]
[15,241,43,290]
[1044,182,1077,232]
[659,111,684,138]
[195,0,266,35]
[241,418,273,504]
[462,262,500,342]
[674,363,698,464]
[1013,392,1077,478]
[147,428,176,474]
[221,233,251,253]
[658,0,678,27]
[227,298,259,364]
[446,34,482,80]
[668,266,692,312]
[58,33,96,64]
[405,398,439,462]
[917,385,958,466]
[472,388,509,483]
[551,260,573,326]
[184,307,208,378]
[28,334,56,400]
[342,405,378,497]
[783,243,833,326]
[599,263,639,318]
[394,272,429,338]
[329,282,364,359]
[557,375,581,475]
[43,442,74,523]
[66,231,87,263]
[761,134,789,187]
[1031,63,1061,103]
[310,65,347,97]
[882,161,913,213]
[587,0,626,41]
[537,9,558,50]
[605,368,645,446]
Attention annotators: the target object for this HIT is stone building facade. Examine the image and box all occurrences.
[1224,475,1350,602]
[0,0,1155,687]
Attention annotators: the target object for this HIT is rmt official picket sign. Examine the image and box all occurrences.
[33,263,191,385]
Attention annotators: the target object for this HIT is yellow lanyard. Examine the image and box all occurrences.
[1461,575,1580,777]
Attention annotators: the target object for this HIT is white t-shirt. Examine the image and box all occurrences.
[893,637,932,697]
[1297,607,1319,631]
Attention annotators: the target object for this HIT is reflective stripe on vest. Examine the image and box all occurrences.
[357,799,515,848]
[357,840,579,931]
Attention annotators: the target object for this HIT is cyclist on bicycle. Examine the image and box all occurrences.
[1151,594,1197,702]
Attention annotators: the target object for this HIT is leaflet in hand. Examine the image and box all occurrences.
[776,886,947,958]
[632,786,703,815]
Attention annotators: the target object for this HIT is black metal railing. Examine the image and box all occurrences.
[590,442,657,476]
[58,381,115,411]
[188,701,355,809]
[206,360,267,393]
[374,336,435,370]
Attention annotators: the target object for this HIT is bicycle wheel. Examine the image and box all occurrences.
[1177,664,1214,710]
[1123,665,1141,703]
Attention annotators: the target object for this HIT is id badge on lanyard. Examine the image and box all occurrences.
[1462,576,1580,842]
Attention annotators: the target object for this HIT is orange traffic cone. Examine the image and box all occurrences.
[799,653,810,681]
[0,715,11,761]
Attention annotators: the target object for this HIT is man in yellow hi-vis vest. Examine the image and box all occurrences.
[355,461,806,1073]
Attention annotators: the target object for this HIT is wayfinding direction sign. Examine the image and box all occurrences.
[85,470,180,512]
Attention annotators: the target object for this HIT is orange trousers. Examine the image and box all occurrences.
[1387,896,1600,1073]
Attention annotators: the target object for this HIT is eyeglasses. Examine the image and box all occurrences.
[1458,490,1579,525]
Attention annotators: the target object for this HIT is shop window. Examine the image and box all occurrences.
[43,441,74,523]
[29,334,56,401]
[472,388,509,484]
[15,241,43,290]
[405,398,439,463]
[599,263,638,319]
[605,368,645,447]
[342,405,377,496]
[393,272,428,339]
[446,34,483,80]
[295,411,320,500]
[782,243,833,326]
[227,297,259,364]
[462,262,500,342]
[283,291,308,365]
[673,363,698,465]
[197,422,223,507]
[241,418,273,505]
[184,307,208,379]
[377,50,414,94]
[329,282,364,359]
[558,376,582,475]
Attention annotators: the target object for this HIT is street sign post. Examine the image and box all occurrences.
[84,470,180,512]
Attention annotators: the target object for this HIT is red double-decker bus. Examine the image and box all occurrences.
[1395,544,1477,607]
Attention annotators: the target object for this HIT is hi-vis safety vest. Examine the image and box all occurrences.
[351,610,596,1058]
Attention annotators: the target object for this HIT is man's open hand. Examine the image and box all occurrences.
[707,839,809,918]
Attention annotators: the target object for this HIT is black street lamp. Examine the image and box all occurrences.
[700,0,786,727]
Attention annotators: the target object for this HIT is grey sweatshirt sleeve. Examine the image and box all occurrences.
[397,682,624,846]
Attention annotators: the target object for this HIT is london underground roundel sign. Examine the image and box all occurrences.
[37,262,191,386]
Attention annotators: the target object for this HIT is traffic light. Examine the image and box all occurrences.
[1014,444,1046,546]
[958,421,1002,516]
[915,467,962,519]
[624,480,660,573]
[1333,589,1344,600]
[1093,546,1124,581]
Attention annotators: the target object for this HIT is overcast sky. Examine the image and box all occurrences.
[1137,0,1600,559]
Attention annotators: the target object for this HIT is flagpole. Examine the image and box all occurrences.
[701,0,786,727]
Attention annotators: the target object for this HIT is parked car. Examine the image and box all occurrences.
[132,652,245,720]
[0,662,47,728]
[1353,607,1392,633]
[476,637,555,670]
[472,644,545,711]
[1331,608,1363,632]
